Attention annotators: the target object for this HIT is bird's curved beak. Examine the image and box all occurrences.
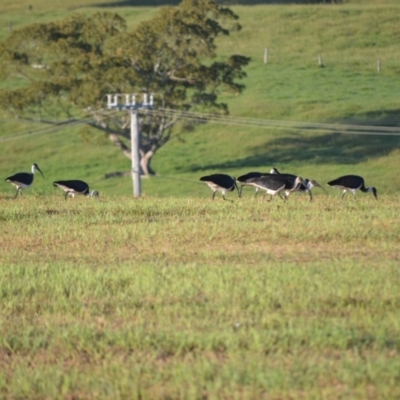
[234,181,240,197]
[313,180,328,194]
[37,166,44,179]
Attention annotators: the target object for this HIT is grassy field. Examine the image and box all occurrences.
[1,195,400,399]
[1,0,400,398]
[1,1,400,198]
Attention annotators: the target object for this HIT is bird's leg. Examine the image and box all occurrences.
[212,191,216,200]
[309,191,313,202]
[65,192,69,200]
[341,190,347,200]
[278,191,287,201]
[253,189,259,199]
[222,189,227,201]
[239,186,243,198]
[268,195,274,202]
[223,190,233,202]
[261,192,267,202]
[14,187,21,199]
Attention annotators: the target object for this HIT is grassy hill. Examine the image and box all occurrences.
[1,0,400,199]
[2,2,400,398]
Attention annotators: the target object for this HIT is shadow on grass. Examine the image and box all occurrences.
[91,0,324,7]
[188,110,400,172]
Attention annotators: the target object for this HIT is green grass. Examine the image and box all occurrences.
[1,196,400,398]
[1,1,400,198]
[1,1,400,397]
[0,1,159,41]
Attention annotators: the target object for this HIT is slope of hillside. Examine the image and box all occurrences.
[1,1,400,198]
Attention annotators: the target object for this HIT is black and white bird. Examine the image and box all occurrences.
[5,163,44,198]
[245,173,306,202]
[289,179,327,201]
[270,167,326,201]
[269,167,302,200]
[237,171,269,198]
[327,175,378,200]
[53,180,99,199]
[199,174,238,200]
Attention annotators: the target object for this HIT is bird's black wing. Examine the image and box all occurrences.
[200,174,235,189]
[247,174,288,190]
[53,180,89,194]
[237,172,269,182]
[5,172,33,185]
[327,175,363,188]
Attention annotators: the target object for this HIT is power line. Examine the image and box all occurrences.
[2,107,400,145]
[0,119,62,139]
[146,108,400,136]
[0,120,82,143]
[0,109,121,143]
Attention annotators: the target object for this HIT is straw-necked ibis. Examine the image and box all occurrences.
[199,174,238,200]
[237,172,269,198]
[53,180,99,199]
[5,163,44,198]
[246,174,305,202]
[327,175,378,200]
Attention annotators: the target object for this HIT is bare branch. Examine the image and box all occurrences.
[108,133,131,159]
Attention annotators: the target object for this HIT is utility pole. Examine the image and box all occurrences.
[106,93,154,197]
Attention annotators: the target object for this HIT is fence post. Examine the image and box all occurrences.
[263,48,269,64]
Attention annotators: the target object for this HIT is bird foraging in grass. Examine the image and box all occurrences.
[246,174,306,202]
[327,175,377,200]
[270,167,326,201]
[5,163,44,198]
[199,174,238,200]
[237,171,270,198]
[288,178,327,201]
[53,180,99,199]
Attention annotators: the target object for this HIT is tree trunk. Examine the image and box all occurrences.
[107,132,157,176]
[139,149,155,176]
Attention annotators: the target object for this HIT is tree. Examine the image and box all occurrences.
[0,0,250,175]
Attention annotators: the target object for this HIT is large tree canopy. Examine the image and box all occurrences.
[0,0,250,175]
